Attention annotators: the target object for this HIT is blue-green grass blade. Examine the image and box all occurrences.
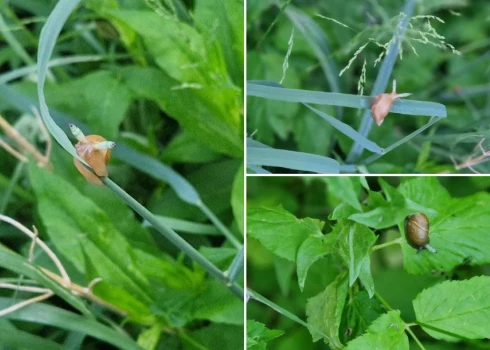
[247,81,446,117]
[304,104,382,154]
[247,146,340,174]
[37,0,86,165]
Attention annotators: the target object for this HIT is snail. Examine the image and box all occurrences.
[404,213,437,253]
[371,80,411,126]
[69,124,115,186]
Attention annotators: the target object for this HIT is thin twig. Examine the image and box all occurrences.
[0,214,70,284]
[0,283,50,294]
[0,114,51,169]
[0,292,54,317]
[0,139,28,162]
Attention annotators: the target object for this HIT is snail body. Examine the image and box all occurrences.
[70,124,115,186]
[404,213,437,253]
[371,80,411,126]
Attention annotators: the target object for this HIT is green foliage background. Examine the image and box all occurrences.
[247,0,490,173]
[247,176,490,349]
[0,0,244,349]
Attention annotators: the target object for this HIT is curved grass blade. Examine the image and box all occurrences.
[0,298,140,350]
[247,146,340,174]
[37,0,86,166]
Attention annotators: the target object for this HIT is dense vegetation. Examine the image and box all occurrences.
[0,1,244,349]
[247,176,490,349]
[247,0,490,174]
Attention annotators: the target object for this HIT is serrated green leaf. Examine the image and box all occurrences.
[414,276,490,341]
[324,177,362,211]
[330,220,377,297]
[340,291,384,344]
[344,310,408,350]
[247,320,284,350]
[296,236,332,291]
[247,206,324,261]
[306,272,348,348]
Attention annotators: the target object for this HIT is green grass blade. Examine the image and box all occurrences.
[247,166,271,174]
[284,6,341,94]
[36,0,87,166]
[0,298,141,350]
[247,146,340,174]
[304,104,382,154]
[247,81,446,117]
[147,216,220,235]
[227,246,244,283]
[0,323,66,350]
[113,144,201,205]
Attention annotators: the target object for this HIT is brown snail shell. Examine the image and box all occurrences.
[74,135,112,186]
[404,213,437,253]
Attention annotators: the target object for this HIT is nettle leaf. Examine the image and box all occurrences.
[324,177,363,211]
[247,206,324,261]
[348,180,414,229]
[340,291,384,344]
[344,310,408,349]
[247,320,284,349]
[399,177,490,274]
[329,202,360,220]
[306,272,348,348]
[297,236,333,291]
[414,276,490,341]
[330,220,377,297]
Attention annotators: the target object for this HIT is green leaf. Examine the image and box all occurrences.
[344,310,408,350]
[306,272,348,348]
[324,177,362,211]
[193,280,243,325]
[399,177,490,274]
[330,220,377,297]
[120,66,242,157]
[296,236,332,292]
[194,0,243,87]
[348,179,431,230]
[232,164,244,236]
[46,70,131,140]
[247,206,324,261]
[137,323,162,350]
[414,276,490,341]
[247,320,284,350]
[340,291,384,344]
[28,162,200,322]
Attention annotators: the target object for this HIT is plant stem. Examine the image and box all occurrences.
[226,246,244,284]
[101,177,244,300]
[405,324,427,350]
[374,290,393,311]
[199,203,242,249]
[346,0,417,163]
[371,237,403,251]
